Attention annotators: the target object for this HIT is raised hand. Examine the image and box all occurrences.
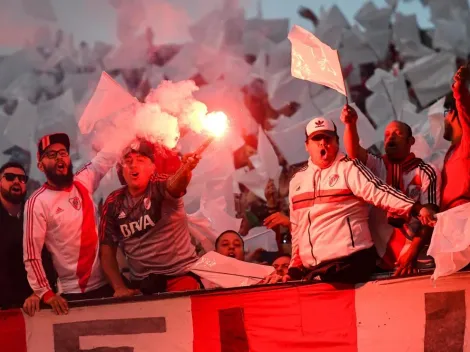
[340,104,358,125]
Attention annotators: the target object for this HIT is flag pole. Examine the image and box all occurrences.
[338,52,350,106]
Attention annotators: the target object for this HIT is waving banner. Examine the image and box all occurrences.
[288,25,346,96]
[3,273,470,351]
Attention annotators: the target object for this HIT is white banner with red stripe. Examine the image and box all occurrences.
[2,273,470,351]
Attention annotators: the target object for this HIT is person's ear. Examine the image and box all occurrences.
[410,136,415,146]
[37,161,44,172]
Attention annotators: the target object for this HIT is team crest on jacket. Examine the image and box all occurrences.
[408,186,421,199]
[329,174,339,187]
[69,197,81,210]
[144,197,151,210]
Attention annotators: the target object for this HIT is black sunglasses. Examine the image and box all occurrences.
[2,173,28,183]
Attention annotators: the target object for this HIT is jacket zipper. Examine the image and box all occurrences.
[307,210,317,265]
[346,216,355,248]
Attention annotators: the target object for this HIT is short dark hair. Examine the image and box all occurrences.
[215,230,244,249]
[390,120,413,138]
[0,161,26,175]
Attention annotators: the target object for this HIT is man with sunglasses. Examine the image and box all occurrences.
[341,106,440,277]
[0,162,56,316]
[441,65,470,211]
[99,139,201,297]
[263,116,437,285]
[24,132,121,315]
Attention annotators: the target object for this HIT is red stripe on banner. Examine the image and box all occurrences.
[192,283,357,352]
[219,308,249,352]
[0,310,27,352]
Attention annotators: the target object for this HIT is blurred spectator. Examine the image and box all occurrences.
[215,230,245,261]
[272,255,291,276]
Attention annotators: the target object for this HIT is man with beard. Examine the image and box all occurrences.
[99,139,201,297]
[341,106,440,276]
[441,65,470,211]
[263,116,437,285]
[24,133,118,315]
[0,162,56,315]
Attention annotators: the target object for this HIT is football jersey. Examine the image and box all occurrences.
[366,153,440,263]
[100,177,198,279]
[24,152,116,298]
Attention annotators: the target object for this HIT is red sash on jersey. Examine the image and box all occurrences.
[380,153,422,269]
[74,181,98,292]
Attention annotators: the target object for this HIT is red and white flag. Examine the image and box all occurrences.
[288,25,346,96]
[3,273,470,351]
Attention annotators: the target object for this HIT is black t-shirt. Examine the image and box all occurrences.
[0,201,56,309]
[0,202,31,308]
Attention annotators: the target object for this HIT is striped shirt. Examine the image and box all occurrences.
[366,153,440,261]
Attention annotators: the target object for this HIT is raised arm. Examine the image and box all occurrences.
[452,65,470,154]
[341,105,368,164]
[166,153,200,198]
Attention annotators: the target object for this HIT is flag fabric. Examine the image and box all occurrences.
[428,203,470,280]
[2,272,470,352]
[78,71,137,134]
[288,25,347,96]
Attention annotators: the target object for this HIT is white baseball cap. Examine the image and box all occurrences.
[306,117,337,138]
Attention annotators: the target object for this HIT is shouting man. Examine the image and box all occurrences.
[263,116,437,285]
[99,139,201,297]
[342,105,440,276]
[24,133,120,315]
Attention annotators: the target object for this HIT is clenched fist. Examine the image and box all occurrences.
[340,104,358,125]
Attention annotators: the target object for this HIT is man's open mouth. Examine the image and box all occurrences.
[56,161,66,171]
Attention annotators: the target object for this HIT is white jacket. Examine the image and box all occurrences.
[288,153,416,271]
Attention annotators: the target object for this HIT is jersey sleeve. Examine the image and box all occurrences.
[99,193,120,246]
[23,195,53,299]
[418,162,441,207]
[75,150,118,193]
[344,158,415,216]
[365,153,386,178]
[287,176,303,271]
[150,177,184,204]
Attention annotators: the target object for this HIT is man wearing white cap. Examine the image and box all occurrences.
[263,116,437,285]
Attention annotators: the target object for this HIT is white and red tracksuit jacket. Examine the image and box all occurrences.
[23,152,116,300]
[288,153,417,272]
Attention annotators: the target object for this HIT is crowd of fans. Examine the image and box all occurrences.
[1,3,470,317]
